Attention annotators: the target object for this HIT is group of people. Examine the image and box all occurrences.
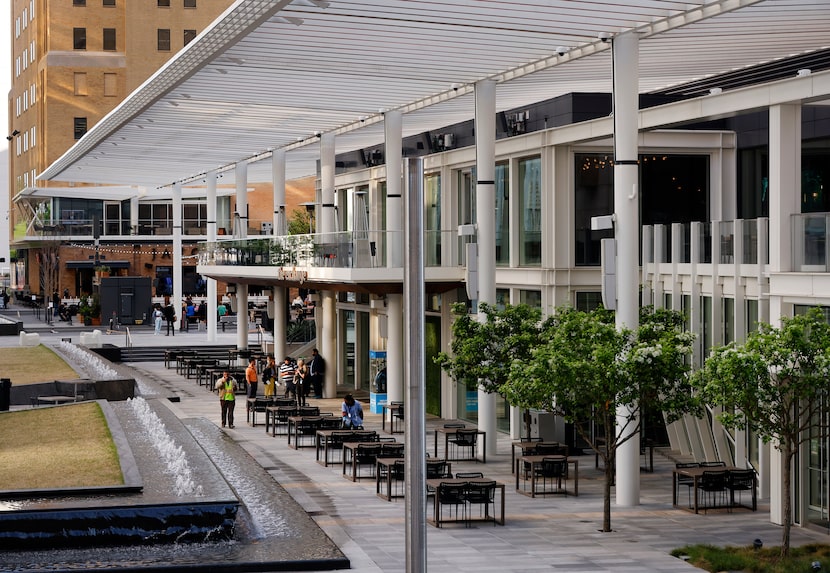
[152,302,178,335]
[215,348,343,428]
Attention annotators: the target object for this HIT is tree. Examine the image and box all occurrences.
[502,305,698,532]
[435,302,548,438]
[692,308,830,556]
[287,208,311,235]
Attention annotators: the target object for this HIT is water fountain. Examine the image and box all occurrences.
[0,350,349,571]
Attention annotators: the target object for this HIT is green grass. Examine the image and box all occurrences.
[0,402,123,490]
[672,543,830,572]
[0,345,79,385]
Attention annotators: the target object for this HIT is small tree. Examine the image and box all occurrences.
[287,208,311,235]
[693,308,830,556]
[503,305,698,532]
[435,302,547,438]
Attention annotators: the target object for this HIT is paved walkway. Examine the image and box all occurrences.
[3,307,830,572]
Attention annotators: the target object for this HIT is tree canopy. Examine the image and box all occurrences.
[693,307,830,556]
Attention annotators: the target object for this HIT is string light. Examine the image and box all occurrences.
[68,243,200,260]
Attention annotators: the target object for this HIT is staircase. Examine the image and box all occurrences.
[120,344,236,363]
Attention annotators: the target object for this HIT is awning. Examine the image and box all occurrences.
[65,261,131,270]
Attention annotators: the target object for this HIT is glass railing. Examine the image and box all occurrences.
[198,230,471,270]
[792,213,830,271]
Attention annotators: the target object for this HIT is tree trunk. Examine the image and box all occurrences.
[603,454,613,532]
[781,445,793,557]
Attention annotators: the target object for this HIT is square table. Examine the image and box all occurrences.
[426,478,505,527]
[376,457,406,501]
[515,455,579,497]
[287,416,323,449]
[433,425,486,463]
[671,465,753,514]
[380,402,404,434]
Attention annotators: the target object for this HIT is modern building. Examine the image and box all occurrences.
[34,1,830,535]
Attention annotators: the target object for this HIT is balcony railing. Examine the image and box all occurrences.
[198,230,465,270]
[645,218,769,267]
[792,212,830,271]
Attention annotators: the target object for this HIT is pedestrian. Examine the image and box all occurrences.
[152,304,163,335]
[52,290,60,319]
[308,348,325,399]
[214,369,238,428]
[245,357,258,410]
[278,356,297,400]
[163,301,177,336]
[294,358,309,406]
[341,394,364,429]
[262,356,277,398]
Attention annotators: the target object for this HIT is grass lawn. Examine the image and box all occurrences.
[672,543,830,572]
[0,402,123,490]
[0,345,79,385]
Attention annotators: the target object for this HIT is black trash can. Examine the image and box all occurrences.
[0,378,11,411]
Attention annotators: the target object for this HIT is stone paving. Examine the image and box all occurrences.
[4,308,830,572]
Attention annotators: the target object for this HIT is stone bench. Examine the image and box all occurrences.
[79,329,103,348]
[19,331,40,347]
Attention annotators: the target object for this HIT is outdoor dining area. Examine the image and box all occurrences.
[673,462,758,514]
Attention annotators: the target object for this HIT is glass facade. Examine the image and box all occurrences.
[518,157,541,266]
[425,173,441,266]
[495,163,510,266]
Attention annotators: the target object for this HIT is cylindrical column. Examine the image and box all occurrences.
[612,30,640,507]
[172,182,183,333]
[237,283,249,355]
[273,149,286,236]
[322,291,336,397]
[319,133,337,398]
[206,171,218,342]
[384,110,405,406]
[404,157,427,573]
[475,79,497,458]
[319,134,336,236]
[236,161,248,238]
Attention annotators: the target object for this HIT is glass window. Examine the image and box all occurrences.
[184,0,196,6]
[519,289,541,309]
[103,0,116,6]
[73,117,88,140]
[518,156,541,266]
[495,162,510,266]
[575,154,614,266]
[425,173,441,266]
[723,297,734,345]
[640,154,709,226]
[576,291,603,312]
[73,28,87,50]
[700,296,712,362]
[495,288,510,310]
[158,0,170,6]
[73,0,86,5]
[157,29,171,51]
[184,29,197,45]
[103,28,116,51]
[746,299,759,334]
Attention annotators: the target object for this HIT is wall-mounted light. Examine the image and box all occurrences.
[5,129,20,141]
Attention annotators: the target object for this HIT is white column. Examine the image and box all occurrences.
[272,150,287,361]
[236,161,248,239]
[235,161,249,351]
[237,283,249,354]
[385,110,404,405]
[172,182,183,333]
[612,31,640,507]
[206,171,218,342]
[769,104,801,277]
[474,79,497,458]
[130,195,139,234]
[319,133,337,397]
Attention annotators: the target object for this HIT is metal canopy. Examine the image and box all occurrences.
[39,0,830,189]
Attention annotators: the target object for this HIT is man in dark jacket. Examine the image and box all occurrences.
[163,302,177,336]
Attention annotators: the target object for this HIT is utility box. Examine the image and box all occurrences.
[100,277,152,326]
[528,410,565,443]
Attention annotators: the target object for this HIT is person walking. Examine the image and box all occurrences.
[245,357,258,410]
[152,304,163,335]
[308,348,325,399]
[163,301,177,336]
[293,358,309,406]
[214,370,238,428]
[278,356,297,400]
[341,394,364,429]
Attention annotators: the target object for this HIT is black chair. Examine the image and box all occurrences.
[464,481,497,526]
[353,443,382,479]
[533,442,567,456]
[380,442,404,458]
[426,459,452,479]
[675,462,700,508]
[536,457,568,495]
[455,472,483,479]
[727,469,757,511]
[436,482,467,527]
[700,461,726,467]
[448,429,478,462]
[298,405,320,417]
[698,469,729,511]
